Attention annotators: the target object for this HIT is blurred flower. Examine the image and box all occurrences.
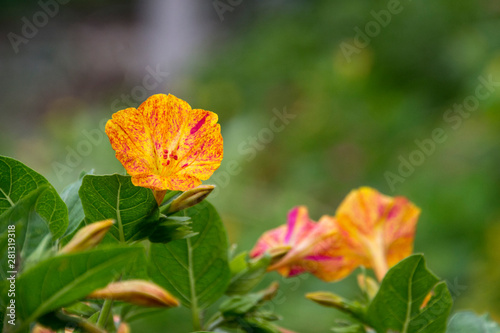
[87,280,179,307]
[250,187,420,283]
[335,187,420,281]
[105,94,223,205]
[59,219,114,254]
[117,322,130,333]
[113,315,130,333]
[250,206,359,282]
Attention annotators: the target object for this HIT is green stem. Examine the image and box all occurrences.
[96,299,114,328]
[187,236,202,331]
[185,209,202,331]
[116,182,125,243]
[191,305,202,331]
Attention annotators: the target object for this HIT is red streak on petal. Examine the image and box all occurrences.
[387,204,401,220]
[190,113,209,135]
[305,255,335,261]
[284,208,299,244]
[288,267,306,276]
[182,163,188,168]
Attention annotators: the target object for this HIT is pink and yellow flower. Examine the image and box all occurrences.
[250,187,420,282]
[250,206,359,282]
[105,94,223,204]
[335,187,420,280]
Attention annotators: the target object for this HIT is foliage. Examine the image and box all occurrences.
[0,91,498,333]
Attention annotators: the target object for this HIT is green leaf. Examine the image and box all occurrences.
[149,202,230,309]
[37,310,105,333]
[1,305,5,333]
[22,233,54,270]
[79,174,159,243]
[331,322,366,333]
[0,188,52,278]
[21,211,57,266]
[226,252,270,295]
[1,246,142,331]
[148,215,197,244]
[119,305,165,324]
[236,318,281,333]
[63,302,99,317]
[220,293,264,317]
[122,246,150,280]
[446,311,500,333]
[0,156,68,239]
[60,171,90,240]
[366,254,453,333]
[211,283,280,333]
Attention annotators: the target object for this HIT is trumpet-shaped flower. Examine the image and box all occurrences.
[105,94,223,204]
[250,206,359,282]
[335,187,420,280]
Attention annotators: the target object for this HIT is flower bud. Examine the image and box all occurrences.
[60,219,114,254]
[87,280,180,307]
[268,245,291,266]
[117,322,130,333]
[260,281,280,301]
[306,291,345,308]
[32,325,76,333]
[167,185,215,213]
[357,274,379,300]
[306,291,365,317]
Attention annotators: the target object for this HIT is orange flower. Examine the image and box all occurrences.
[105,94,223,204]
[335,187,420,281]
[250,206,359,282]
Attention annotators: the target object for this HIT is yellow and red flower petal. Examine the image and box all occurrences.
[252,209,359,282]
[105,94,223,192]
[282,206,316,245]
[284,247,359,282]
[250,225,288,259]
[273,215,359,282]
[275,215,337,264]
[106,107,157,178]
[335,187,420,280]
[383,196,420,266]
[250,206,315,258]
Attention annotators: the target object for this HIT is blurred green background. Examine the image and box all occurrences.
[1,0,500,331]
